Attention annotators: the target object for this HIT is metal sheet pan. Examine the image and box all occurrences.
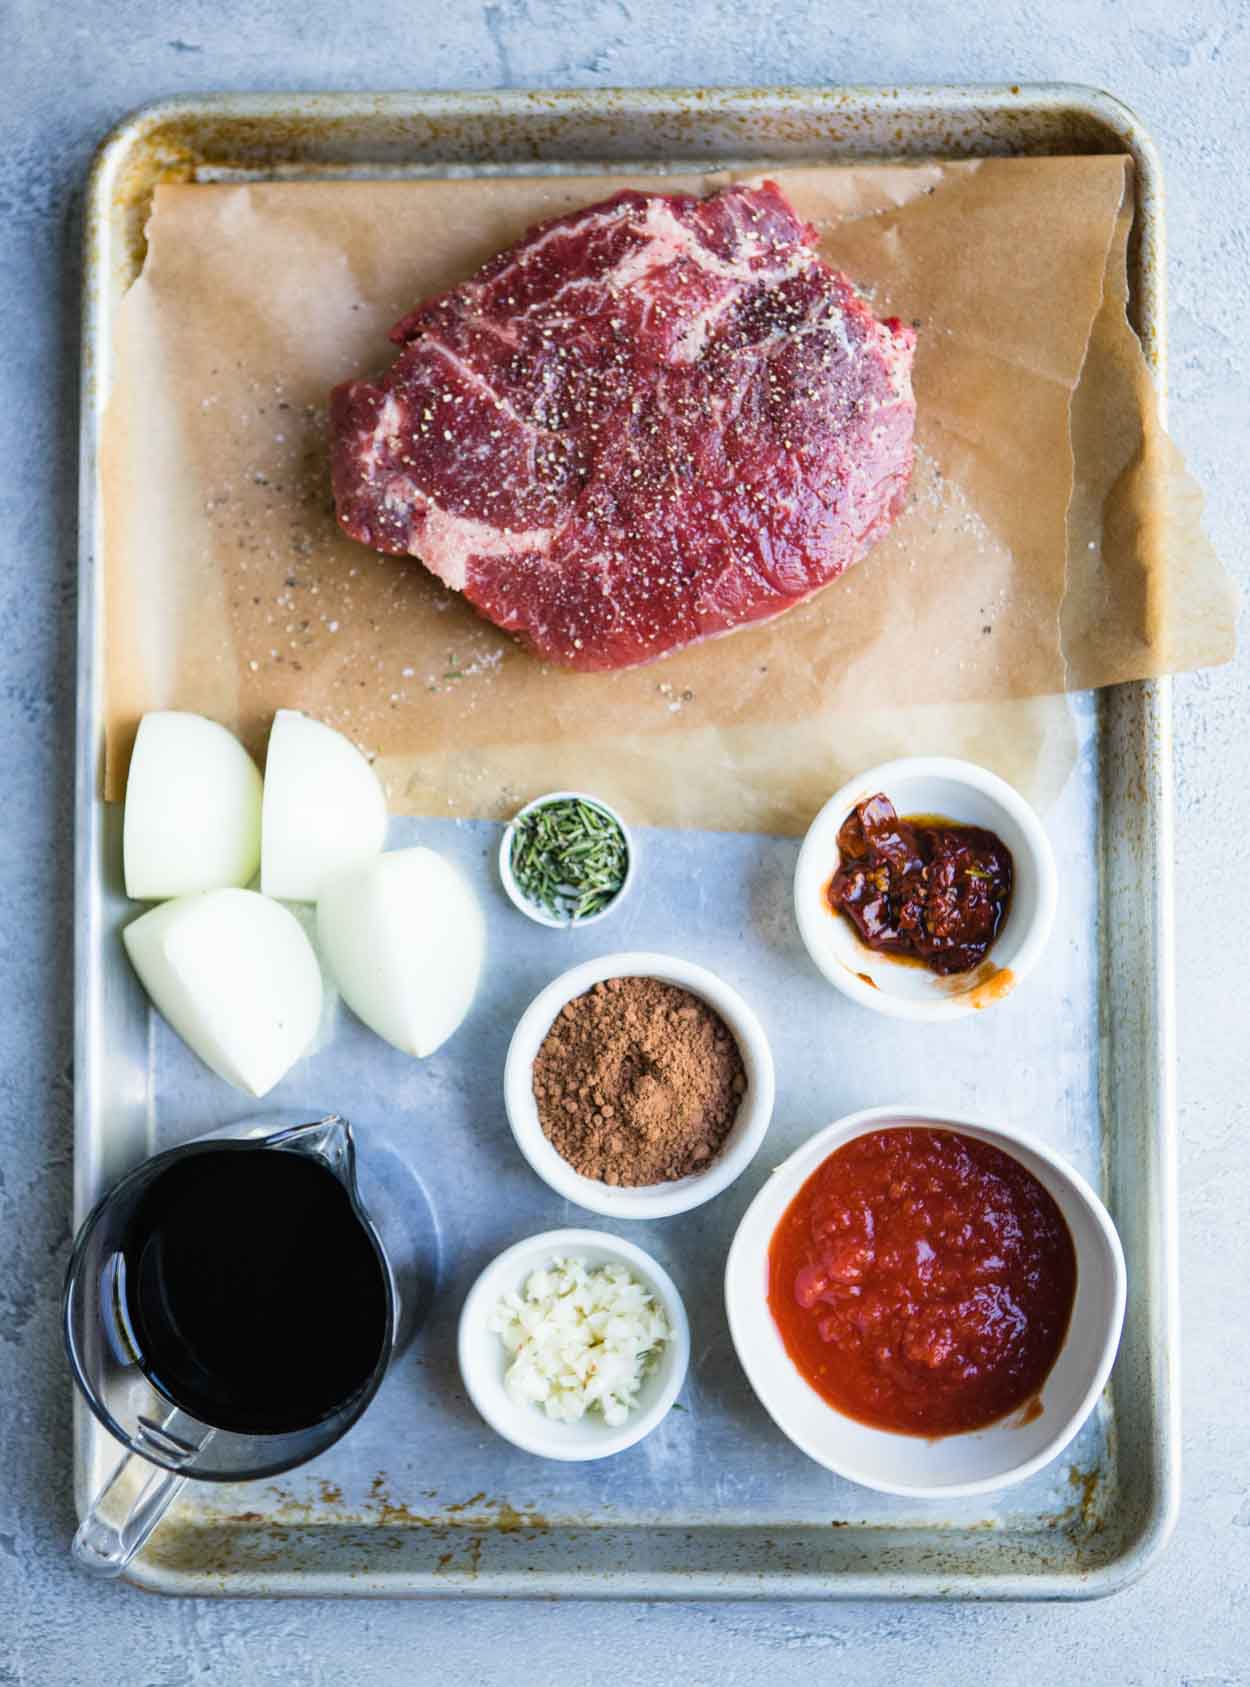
[76,85,1178,1599]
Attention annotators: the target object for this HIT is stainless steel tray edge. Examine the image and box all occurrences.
[74,83,1179,1599]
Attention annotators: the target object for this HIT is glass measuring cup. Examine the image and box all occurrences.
[63,1114,399,1577]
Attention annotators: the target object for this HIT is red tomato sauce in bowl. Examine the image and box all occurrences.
[767,1127,1077,1437]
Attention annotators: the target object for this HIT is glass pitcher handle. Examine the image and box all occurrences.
[72,1414,207,1577]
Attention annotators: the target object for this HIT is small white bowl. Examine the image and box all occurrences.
[794,756,1058,1021]
[725,1106,1126,1499]
[504,952,775,1220]
[458,1228,691,1461]
[499,791,635,928]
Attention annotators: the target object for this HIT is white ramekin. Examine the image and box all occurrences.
[503,952,775,1220]
[793,756,1058,1021]
[457,1228,690,1461]
[725,1105,1126,1499]
[499,791,635,928]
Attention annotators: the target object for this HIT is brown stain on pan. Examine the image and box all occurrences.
[442,1490,487,1514]
[145,1473,554,1578]
[1037,1463,1107,1537]
[1067,1462,1105,1533]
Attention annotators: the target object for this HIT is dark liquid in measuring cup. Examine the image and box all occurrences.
[119,1146,390,1435]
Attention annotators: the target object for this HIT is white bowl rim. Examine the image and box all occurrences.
[793,755,1059,1022]
[724,1104,1127,1499]
[499,790,635,928]
[503,951,776,1220]
[457,1226,691,1461]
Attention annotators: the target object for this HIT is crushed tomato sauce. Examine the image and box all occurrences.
[826,794,1013,976]
[768,1128,1077,1437]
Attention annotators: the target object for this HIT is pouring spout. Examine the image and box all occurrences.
[267,1115,356,1189]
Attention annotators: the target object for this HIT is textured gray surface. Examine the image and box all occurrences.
[1,0,1246,1681]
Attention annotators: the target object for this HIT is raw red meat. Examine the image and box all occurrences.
[330,181,916,673]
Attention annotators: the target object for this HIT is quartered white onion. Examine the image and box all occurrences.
[317,847,484,1058]
[123,888,323,1096]
[123,711,262,900]
[261,709,388,902]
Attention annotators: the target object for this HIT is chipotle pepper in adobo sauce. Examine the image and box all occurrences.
[826,794,1013,976]
[768,1128,1076,1437]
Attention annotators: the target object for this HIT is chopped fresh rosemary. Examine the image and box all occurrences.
[510,797,629,924]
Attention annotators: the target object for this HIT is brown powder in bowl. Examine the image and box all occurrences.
[532,976,747,1186]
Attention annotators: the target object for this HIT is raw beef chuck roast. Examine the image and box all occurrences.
[330,182,917,673]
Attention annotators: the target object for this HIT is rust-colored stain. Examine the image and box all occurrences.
[1038,1462,1106,1536]
[359,1474,552,1535]
[855,971,878,990]
[480,1502,541,1534]
[374,1497,423,1526]
[442,1491,487,1514]
[152,1476,553,1580]
[1015,1394,1045,1427]
[1067,1462,1105,1533]
[432,1541,485,1577]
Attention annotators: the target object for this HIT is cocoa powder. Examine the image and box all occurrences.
[532,977,747,1186]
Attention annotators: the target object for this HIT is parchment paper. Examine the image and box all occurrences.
[100,158,1236,832]
[1063,197,1237,684]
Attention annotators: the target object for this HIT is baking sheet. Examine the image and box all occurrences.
[98,155,1234,832]
[76,86,1182,1599]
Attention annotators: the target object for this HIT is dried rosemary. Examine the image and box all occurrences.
[510,798,629,923]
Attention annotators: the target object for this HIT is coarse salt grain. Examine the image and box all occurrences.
[488,1257,670,1428]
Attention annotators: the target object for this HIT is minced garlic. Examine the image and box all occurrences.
[489,1257,671,1428]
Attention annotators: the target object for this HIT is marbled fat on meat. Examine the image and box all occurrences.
[330,182,917,672]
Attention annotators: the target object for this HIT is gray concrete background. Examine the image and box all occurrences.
[1,2,1246,1681]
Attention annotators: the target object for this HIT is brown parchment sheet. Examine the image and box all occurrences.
[100,158,1236,833]
[1063,197,1238,685]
